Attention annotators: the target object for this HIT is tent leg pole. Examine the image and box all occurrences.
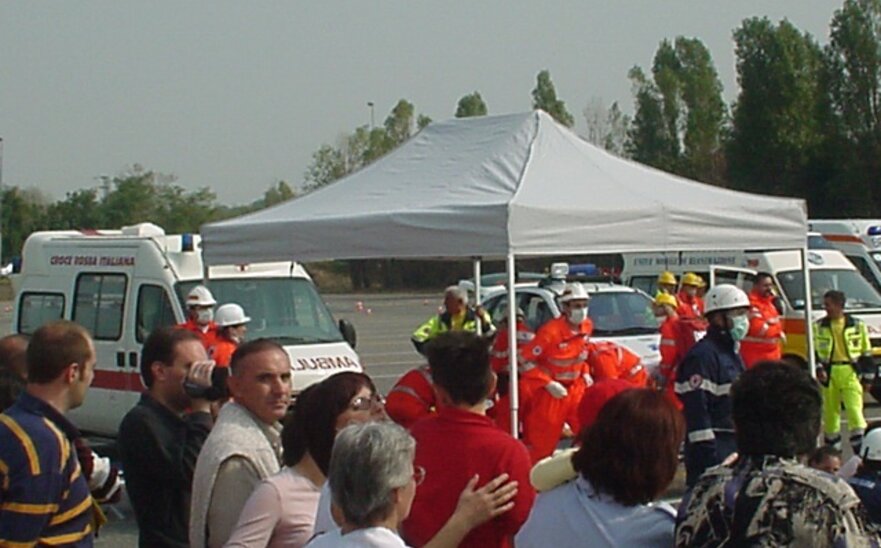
[801,247,816,378]
[473,258,482,335]
[507,253,519,439]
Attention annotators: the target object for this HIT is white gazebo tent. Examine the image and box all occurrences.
[202,111,811,435]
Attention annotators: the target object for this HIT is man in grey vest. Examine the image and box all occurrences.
[189,339,292,548]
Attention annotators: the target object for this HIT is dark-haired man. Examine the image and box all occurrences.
[190,339,292,548]
[402,331,534,548]
[815,289,871,454]
[118,327,215,547]
[0,321,97,546]
[740,272,784,368]
[675,361,879,546]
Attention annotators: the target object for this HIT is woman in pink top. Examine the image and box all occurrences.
[225,372,383,548]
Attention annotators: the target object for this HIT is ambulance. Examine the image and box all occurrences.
[809,219,881,293]
[12,223,361,436]
[620,248,881,367]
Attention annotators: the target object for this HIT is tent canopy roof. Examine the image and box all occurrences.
[202,111,806,265]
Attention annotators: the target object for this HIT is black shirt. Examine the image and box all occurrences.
[118,392,212,547]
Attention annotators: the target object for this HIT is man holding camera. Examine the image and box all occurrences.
[118,327,216,548]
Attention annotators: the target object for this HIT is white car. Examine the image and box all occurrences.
[481,281,662,374]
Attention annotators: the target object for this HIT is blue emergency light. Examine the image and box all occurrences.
[868,226,881,236]
[182,233,195,252]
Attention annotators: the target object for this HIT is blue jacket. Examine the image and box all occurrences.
[675,325,744,484]
[849,470,881,524]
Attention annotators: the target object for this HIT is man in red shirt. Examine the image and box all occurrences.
[488,309,535,437]
[740,272,784,368]
[403,332,535,548]
[519,283,594,462]
[677,272,706,319]
[178,285,219,350]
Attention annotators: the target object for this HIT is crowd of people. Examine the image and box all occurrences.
[3,276,881,546]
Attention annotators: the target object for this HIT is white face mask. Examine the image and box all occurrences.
[566,307,588,325]
[196,308,214,325]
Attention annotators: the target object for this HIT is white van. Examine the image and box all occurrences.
[809,219,881,293]
[620,249,881,366]
[12,223,361,436]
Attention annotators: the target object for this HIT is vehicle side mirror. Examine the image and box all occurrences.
[339,319,357,349]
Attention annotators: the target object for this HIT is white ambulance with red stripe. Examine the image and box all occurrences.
[12,223,361,436]
[810,219,881,293]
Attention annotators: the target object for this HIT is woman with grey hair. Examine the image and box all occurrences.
[306,422,512,547]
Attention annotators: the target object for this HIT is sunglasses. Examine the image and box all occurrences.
[349,393,386,412]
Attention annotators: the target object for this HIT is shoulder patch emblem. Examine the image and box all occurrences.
[689,374,703,389]
[532,346,543,356]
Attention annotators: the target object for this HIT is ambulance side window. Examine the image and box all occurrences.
[18,293,65,335]
[73,273,127,340]
[136,285,177,342]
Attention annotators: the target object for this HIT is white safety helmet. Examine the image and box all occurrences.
[863,429,881,462]
[559,282,590,303]
[215,303,251,327]
[186,285,217,307]
[703,284,750,314]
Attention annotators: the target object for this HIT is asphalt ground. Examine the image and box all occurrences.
[0,292,877,545]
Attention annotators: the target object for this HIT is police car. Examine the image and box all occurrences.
[479,268,661,374]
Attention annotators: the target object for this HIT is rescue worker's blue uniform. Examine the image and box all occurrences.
[675,324,745,487]
[849,470,881,524]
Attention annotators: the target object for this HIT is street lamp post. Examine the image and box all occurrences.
[367,102,375,129]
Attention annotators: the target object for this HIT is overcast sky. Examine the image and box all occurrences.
[1,1,843,205]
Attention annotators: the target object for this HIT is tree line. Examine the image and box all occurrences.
[5,0,881,289]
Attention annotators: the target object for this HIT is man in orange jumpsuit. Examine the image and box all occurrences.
[385,364,438,428]
[488,309,535,436]
[210,303,250,367]
[178,285,219,350]
[586,340,649,387]
[656,292,707,410]
[520,283,593,462]
[740,272,783,368]
[677,272,706,319]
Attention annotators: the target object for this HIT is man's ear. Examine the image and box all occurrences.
[434,384,453,407]
[487,370,498,397]
[150,361,167,383]
[65,363,79,384]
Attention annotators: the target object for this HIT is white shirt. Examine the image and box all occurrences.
[305,526,410,548]
[312,481,336,536]
[516,476,675,548]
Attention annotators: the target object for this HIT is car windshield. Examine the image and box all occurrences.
[588,291,658,335]
[776,269,881,310]
[176,278,344,344]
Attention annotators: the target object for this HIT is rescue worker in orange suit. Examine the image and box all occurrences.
[520,282,593,463]
[655,292,708,410]
[487,308,536,436]
[385,364,438,428]
[739,272,784,368]
[179,285,219,350]
[586,340,649,388]
[210,303,250,367]
[677,272,706,319]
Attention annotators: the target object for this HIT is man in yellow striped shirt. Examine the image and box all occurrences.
[0,321,97,547]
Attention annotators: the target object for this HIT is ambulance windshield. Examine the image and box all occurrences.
[176,278,344,344]
[776,269,881,311]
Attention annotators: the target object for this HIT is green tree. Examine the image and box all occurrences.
[583,97,630,156]
[455,92,489,118]
[824,0,881,214]
[727,18,827,200]
[45,188,103,230]
[263,180,296,207]
[626,38,726,182]
[385,99,415,146]
[417,114,432,130]
[531,70,575,127]
[1,186,48,260]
